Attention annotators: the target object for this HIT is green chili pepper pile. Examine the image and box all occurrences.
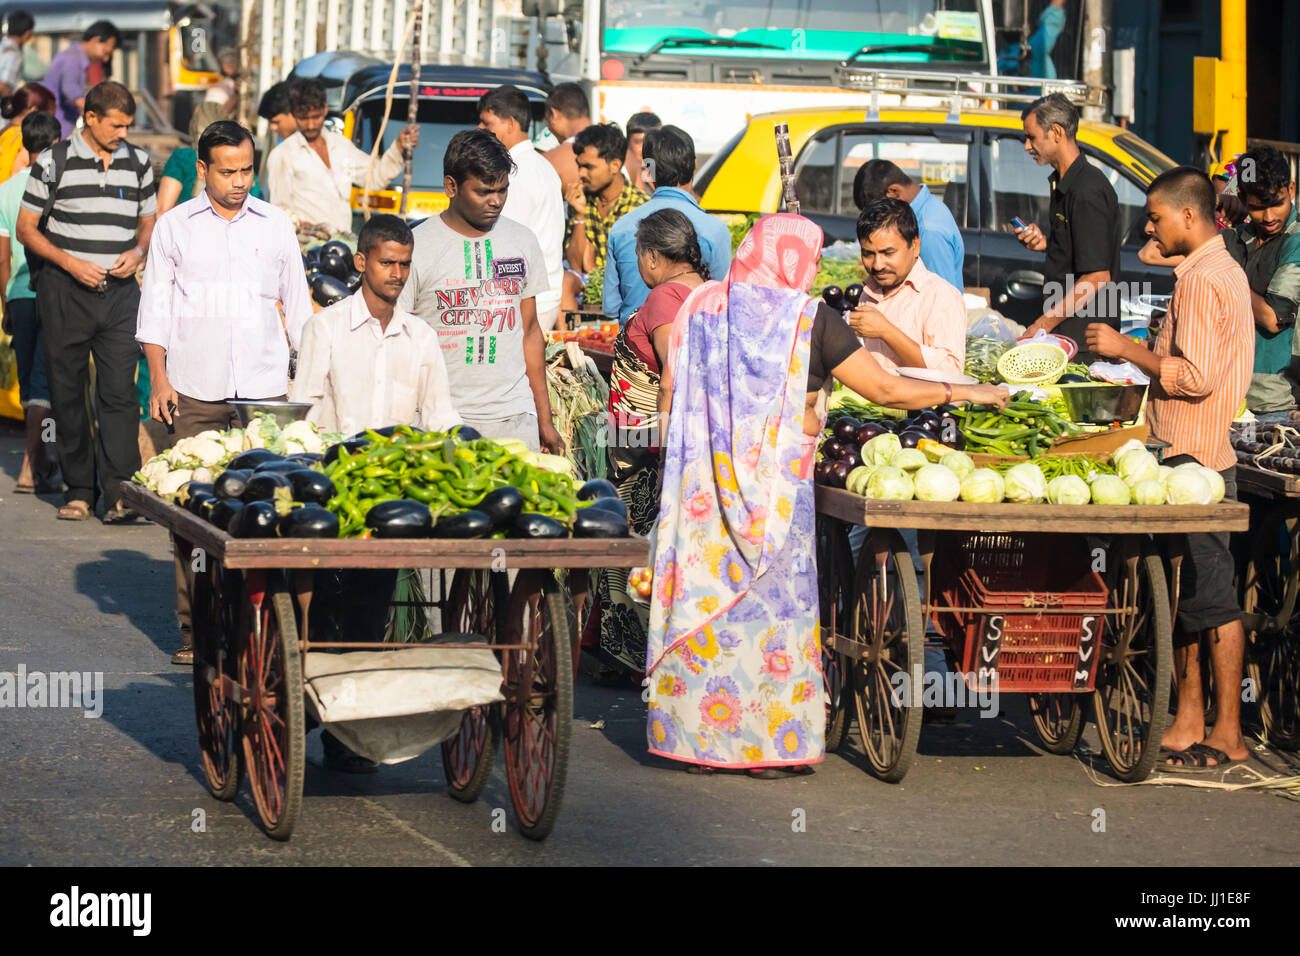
[991,455,1115,480]
[953,394,1081,457]
[324,426,582,538]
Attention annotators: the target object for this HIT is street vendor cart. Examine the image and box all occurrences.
[814,491,1249,783]
[1232,460,1300,751]
[121,483,648,842]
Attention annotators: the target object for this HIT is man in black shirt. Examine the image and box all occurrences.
[1014,93,1121,362]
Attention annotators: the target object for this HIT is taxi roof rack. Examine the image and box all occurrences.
[833,65,1105,122]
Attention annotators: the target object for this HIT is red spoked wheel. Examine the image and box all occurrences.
[440,569,508,802]
[501,570,573,840]
[816,515,854,753]
[192,560,244,800]
[239,572,305,841]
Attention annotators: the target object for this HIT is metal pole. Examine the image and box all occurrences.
[1220,0,1247,159]
[400,0,424,216]
[1080,0,1112,123]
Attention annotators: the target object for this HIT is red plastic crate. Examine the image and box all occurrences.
[931,533,1109,693]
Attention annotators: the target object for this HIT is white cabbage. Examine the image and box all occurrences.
[1166,468,1212,505]
[1116,448,1161,488]
[865,465,914,500]
[1132,478,1166,505]
[1089,474,1132,505]
[863,432,902,468]
[1047,474,1091,505]
[891,448,928,474]
[913,464,961,502]
[939,451,975,482]
[959,468,1005,503]
[1003,462,1047,502]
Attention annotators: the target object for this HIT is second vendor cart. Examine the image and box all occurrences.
[815,490,1250,783]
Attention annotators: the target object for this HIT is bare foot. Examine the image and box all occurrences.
[1160,717,1205,753]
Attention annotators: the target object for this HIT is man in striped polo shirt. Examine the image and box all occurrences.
[16,81,156,522]
[1087,166,1254,772]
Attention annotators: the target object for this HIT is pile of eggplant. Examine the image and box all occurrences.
[815,407,964,488]
[174,447,340,538]
[303,239,362,309]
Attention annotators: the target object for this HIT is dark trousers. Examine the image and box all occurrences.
[172,391,286,642]
[36,268,141,509]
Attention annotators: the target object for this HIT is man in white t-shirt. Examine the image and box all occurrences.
[399,129,563,454]
[477,85,564,331]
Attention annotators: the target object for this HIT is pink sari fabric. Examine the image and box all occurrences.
[645,215,829,768]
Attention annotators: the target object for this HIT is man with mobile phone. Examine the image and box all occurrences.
[136,119,311,665]
[1015,93,1121,362]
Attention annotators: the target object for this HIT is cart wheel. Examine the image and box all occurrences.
[1028,693,1085,754]
[440,569,507,801]
[1092,544,1172,782]
[501,570,573,840]
[240,576,305,840]
[815,515,854,753]
[1242,510,1300,750]
[850,529,923,782]
[192,561,244,800]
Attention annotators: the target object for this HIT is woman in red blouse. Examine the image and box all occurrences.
[597,209,709,680]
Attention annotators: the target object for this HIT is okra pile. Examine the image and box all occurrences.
[953,395,1080,457]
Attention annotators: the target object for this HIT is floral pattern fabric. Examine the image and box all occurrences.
[645,214,827,768]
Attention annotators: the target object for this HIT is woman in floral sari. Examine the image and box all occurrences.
[645,214,1007,775]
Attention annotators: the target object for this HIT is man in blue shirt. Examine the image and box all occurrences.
[604,126,731,323]
[853,159,965,292]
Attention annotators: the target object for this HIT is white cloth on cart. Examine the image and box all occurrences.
[303,638,504,765]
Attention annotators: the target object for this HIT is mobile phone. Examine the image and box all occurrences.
[1010,216,1028,231]
[165,400,177,435]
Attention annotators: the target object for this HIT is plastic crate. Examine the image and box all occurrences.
[931,533,1109,693]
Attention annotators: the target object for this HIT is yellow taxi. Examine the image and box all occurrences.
[694,106,1178,323]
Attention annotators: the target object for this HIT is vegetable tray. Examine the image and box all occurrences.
[815,486,1248,534]
[121,484,649,570]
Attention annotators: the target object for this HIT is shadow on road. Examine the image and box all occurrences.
[99,674,211,789]
[76,548,179,656]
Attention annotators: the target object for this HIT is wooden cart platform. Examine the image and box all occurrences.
[122,483,647,569]
[122,482,649,843]
[814,487,1251,785]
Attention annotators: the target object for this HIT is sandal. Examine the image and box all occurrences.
[57,500,91,521]
[1161,742,1244,774]
[102,504,138,524]
[747,766,814,779]
[170,647,194,666]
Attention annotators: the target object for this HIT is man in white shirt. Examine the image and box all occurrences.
[292,214,460,436]
[478,85,564,330]
[292,213,460,774]
[266,78,419,235]
[0,10,34,97]
[136,120,312,664]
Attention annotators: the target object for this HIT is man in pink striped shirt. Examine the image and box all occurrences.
[847,198,966,377]
[1087,166,1253,772]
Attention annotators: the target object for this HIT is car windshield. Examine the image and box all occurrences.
[1113,133,1177,182]
[355,96,546,190]
[602,0,986,65]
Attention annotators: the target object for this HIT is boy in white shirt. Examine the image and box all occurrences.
[293,214,460,435]
[290,213,459,774]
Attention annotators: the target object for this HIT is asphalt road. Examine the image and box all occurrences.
[2,427,1298,867]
